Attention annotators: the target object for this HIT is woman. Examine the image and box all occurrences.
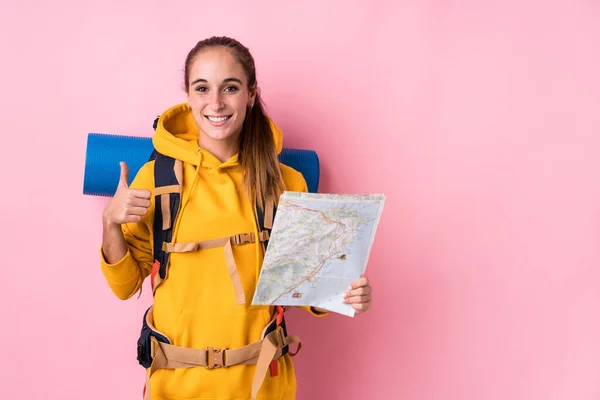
[100,36,373,400]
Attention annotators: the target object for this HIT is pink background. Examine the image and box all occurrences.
[1,1,599,399]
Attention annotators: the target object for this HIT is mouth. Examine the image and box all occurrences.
[204,115,232,123]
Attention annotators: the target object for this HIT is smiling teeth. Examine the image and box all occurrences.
[208,116,229,122]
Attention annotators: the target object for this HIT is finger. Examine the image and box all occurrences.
[345,286,371,298]
[127,197,151,209]
[351,302,370,313]
[126,206,150,216]
[118,162,129,188]
[121,214,142,223]
[130,188,152,200]
[344,294,371,304]
[349,275,369,290]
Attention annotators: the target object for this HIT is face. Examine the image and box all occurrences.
[187,47,255,147]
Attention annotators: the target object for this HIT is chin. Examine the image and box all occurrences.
[206,131,235,141]
[201,126,237,141]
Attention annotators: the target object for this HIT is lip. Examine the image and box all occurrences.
[204,115,232,127]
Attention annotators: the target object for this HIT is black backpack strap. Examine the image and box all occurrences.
[147,115,183,292]
[256,198,277,251]
[256,198,288,361]
[150,151,182,291]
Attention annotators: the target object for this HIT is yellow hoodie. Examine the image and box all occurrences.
[100,103,326,400]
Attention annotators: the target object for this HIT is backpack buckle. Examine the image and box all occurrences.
[258,230,270,242]
[232,233,254,245]
[206,347,226,369]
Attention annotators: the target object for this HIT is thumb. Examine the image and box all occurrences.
[118,161,129,188]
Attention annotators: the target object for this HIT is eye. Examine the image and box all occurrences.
[195,86,208,93]
[224,86,239,93]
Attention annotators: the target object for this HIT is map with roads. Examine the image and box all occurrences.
[252,191,385,317]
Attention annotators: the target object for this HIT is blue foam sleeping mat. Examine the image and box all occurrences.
[82,133,320,196]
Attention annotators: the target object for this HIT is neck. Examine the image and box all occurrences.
[198,135,239,163]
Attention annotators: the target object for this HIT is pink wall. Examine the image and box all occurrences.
[1,1,599,399]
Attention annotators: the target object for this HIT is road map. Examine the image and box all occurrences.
[251,191,385,317]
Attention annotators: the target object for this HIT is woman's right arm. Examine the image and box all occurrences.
[100,162,155,300]
[101,221,128,264]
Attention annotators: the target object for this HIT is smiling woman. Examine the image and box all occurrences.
[99,36,373,400]
[183,39,282,210]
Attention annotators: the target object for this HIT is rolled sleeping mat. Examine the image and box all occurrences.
[83,133,320,196]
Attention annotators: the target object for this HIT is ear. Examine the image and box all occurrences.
[248,85,257,108]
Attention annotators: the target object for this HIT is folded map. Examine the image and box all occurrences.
[251,191,385,317]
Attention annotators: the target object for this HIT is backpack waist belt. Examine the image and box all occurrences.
[138,306,300,400]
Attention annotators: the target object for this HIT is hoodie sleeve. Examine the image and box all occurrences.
[280,163,328,318]
[100,161,155,300]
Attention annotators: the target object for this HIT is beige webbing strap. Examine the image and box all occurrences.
[155,159,183,229]
[159,229,270,305]
[251,330,302,400]
[224,239,246,304]
[264,199,274,229]
[174,160,183,187]
[251,332,278,400]
[163,237,230,253]
[151,334,283,369]
[170,160,183,232]
[162,233,258,305]
[144,330,301,400]
[152,271,163,294]
[160,194,171,230]
[154,185,180,196]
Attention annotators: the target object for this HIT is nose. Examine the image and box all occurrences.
[210,92,224,111]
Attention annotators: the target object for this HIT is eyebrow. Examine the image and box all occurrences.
[190,77,243,86]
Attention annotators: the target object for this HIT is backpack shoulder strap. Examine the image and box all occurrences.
[255,197,288,372]
[150,151,182,292]
[148,116,183,292]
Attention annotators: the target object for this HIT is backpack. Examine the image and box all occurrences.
[135,118,298,400]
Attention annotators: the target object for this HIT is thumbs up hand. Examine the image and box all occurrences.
[102,162,152,226]
[118,160,130,189]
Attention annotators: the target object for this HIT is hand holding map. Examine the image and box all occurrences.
[251,191,385,317]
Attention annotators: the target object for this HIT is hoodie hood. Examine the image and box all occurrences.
[152,102,284,168]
